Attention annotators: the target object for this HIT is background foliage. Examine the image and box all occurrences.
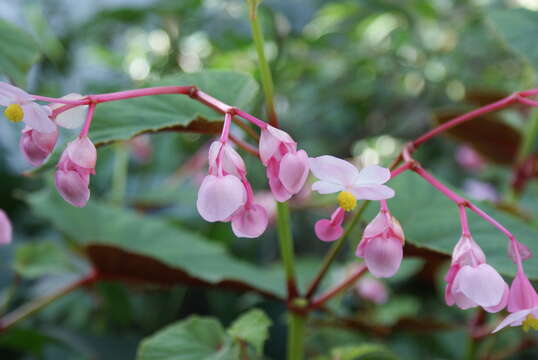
[1,0,538,359]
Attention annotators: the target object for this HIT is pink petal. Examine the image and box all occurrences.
[0,209,12,245]
[0,82,32,105]
[196,175,246,222]
[52,93,88,129]
[356,277,388,304]
[231,204,269,238]
[349,184,395,200]
[259,126,295,165]
[20,128,55,167]
[222,144,246,176]
[22,103,56,133]
[492,309,532,333]
[311,181,344,194]
[355,165,391,185]
[309,155,359,187]
[279,150,309,194]
[451,235,486,267]
[55,170,90,207]
[315,219,343,242]
[208,141,223,171]
[66,136,97,169]
[456,264,507,308]
[508,270,538,312]
[484,283,509,313]
[361,236,403,278]
[267,160,292,202]
[363,212,389,238]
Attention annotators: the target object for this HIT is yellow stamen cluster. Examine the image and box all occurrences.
[4,104,24,123]
[338,191,357,211]
[523,314,538,332]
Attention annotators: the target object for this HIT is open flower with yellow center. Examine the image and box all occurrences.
[0,82,55,133]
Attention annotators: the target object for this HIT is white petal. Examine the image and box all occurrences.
[349,184,395,200]
[309,155,359,187]
[311,181,344,194]
[457,264,507,307]
[492,309,532,333]
[22,103,56,133]
[355,165,391,185]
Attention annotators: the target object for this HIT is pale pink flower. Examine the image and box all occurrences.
[0,82,55,133]
[231,204,268,238]
[129,135,152,163]
[50,93,88,129]
[463,179,498,203]
[55,136,96,207]
[356,207,404,278]
[356,276,388,304]
[0,210,12,245]
[19,125,58,166]
[197,175,246,222]
[259,125,309,202]
[445,235,508,312]
[309,156,394,200]
[315,207,345,242]
[253,192,277,222]
[456,145,485,172]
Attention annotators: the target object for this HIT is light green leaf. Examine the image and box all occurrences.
[368,173,538,279]
[330,344,397,360]
[14,240,76,279]
[136,316,238,360]
[488,8,538,72]
[227,309,272,354]
[0,19,41,85]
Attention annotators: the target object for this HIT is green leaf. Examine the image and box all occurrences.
[26,186,287,298]
[330,344,397,360]
[136,316,239,360]
[90,70,259,145]
[0,19,41,85]
[227,309,272,354]
[14,240,76,279]
[488,8,538,72]
[369,173,538,279]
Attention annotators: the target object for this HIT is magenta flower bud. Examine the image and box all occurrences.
[231,203,269,238]
[0,209,12,245]
[356,210,404,278]
[445,235,508,312]
[19,126,58,166]
[356,277,388,304]
[315,207,345,242]
[55,136,96,207]
[507,270,538,313]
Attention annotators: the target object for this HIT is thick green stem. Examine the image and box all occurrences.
[110,142,129,206]
[276,202,298,298]
[288,312,306,360]
[247,0,278,127]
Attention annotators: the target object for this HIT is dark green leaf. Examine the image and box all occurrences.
[14,241,76,279]
[227,308,271,354]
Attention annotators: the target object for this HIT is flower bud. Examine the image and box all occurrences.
[19,126,58,166]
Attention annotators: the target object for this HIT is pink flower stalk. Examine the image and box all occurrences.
[0,82,56,133]
[19,125,58,166]
[197,140,268,238]
[493,270,538,333]
[355,276,388,304]
[445,234,508,312]
[55,136,97,207]
[0,209,12,245]
[259,125,309,202]
[356,203,405,278]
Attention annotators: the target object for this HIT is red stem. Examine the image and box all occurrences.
[310,264,367,309]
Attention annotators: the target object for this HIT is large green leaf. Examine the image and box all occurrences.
[369,172,538,279]
[227,309,272,354]
[487,8,538,72]
[90,71,259,145]
[26,187,287,298]
[0,19,41,85]
[136,316,238,360]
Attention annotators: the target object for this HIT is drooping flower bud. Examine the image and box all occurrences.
[0,209,12,245]
[55,136,96,207]
[356,276,388,304]
[231,203,268,238]
[19,126,58,166]
[356,208,404,278]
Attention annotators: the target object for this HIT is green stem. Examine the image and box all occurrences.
[110,142,129,206]
[306,200,371,299]
[247,0,278,127]
[516,108,538,163]
[288,312,306,360]
[276,202,298,297]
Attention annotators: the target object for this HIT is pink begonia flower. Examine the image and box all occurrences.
[55,136,96,207]
[356,276,388,304]
[309,155,395,201]
[129,135,152,163]
[0,209,12,245]
[19,125,58,166]
[0,82,56,133]
[493,270,538,333]
[315,207,345,242]
[356,207,404,278]
[463,179,498,203]
[445,235,508,312]
[456,145,485,172]
[50,93,88,129]
[259,125,309,202]
[197,141,269,238]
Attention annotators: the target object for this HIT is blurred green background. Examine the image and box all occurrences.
[2,0,538,359]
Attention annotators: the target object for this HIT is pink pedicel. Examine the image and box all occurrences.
[315,207,345,242]
[55,136,97,207]
[356,204,404,278]
[356,276,388,304]
[309,155,394,200]
[0,209,12,245]
[259,125,309,202]
[0,82,56,133]
[19,125,58,166]
[197,140,269,237]
[444,234,508,312]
